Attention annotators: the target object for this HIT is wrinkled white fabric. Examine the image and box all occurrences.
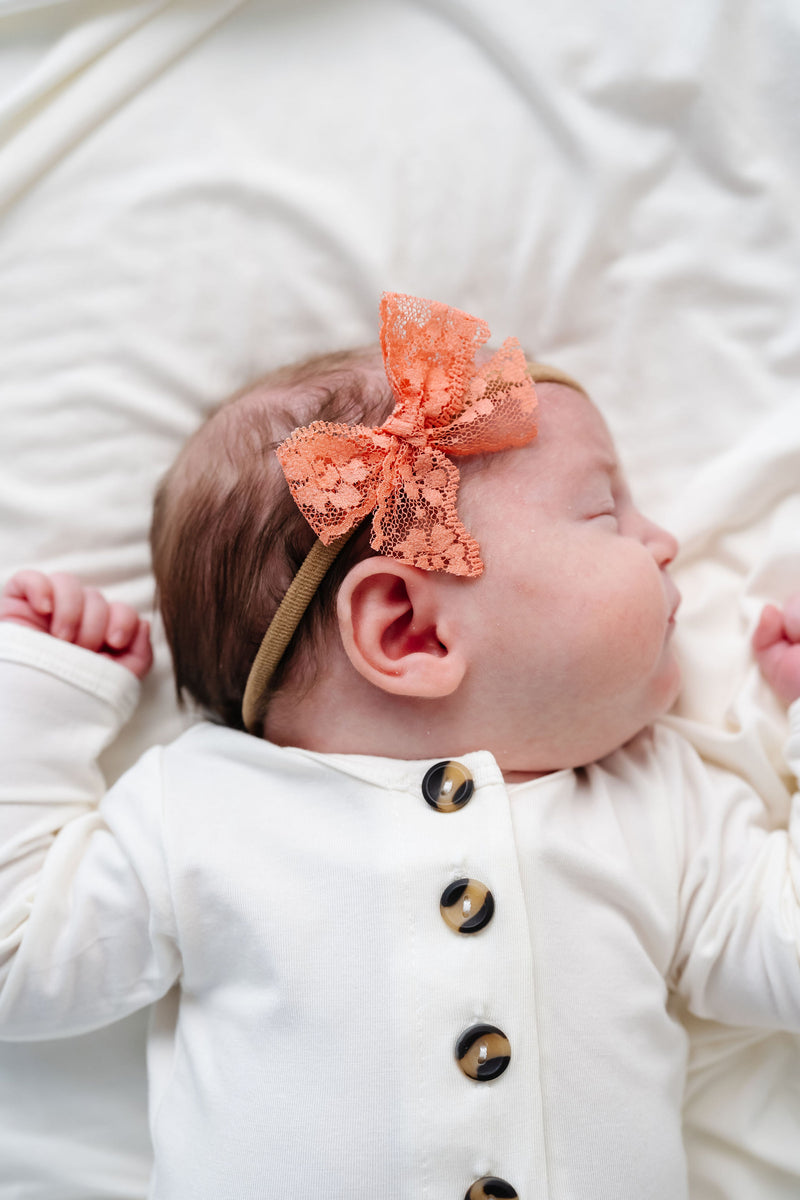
[1,0,800,1196]
[2,625,800,1200]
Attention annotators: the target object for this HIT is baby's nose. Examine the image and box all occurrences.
[652,523,676,564]
[649,522,679,567]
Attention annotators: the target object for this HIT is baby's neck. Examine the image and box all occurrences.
[265,685,467,761]
[262,660,553,782]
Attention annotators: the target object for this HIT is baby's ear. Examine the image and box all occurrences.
[336,559,467,698]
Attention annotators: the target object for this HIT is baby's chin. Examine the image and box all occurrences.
[654,650,683,716]
[610,665,684,757]
[619,660,684,743]
[556,667,684,772]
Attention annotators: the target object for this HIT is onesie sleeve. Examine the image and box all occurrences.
[669,699,800,1031]
[0,624,181,1040]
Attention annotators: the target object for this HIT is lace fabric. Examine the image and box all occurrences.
[277,292,538,578]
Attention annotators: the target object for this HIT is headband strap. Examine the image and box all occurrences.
[242,357,586,733]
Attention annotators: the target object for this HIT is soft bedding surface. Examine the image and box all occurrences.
[1,1,799,1196]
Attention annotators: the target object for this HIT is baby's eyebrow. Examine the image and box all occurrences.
[583,456,619,481]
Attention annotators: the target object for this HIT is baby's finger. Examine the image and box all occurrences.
[75,589,110,653]
[104,602,140,651]
[751,604,784,654]
[2,570,54,615]
[783,594,800,643]
[48,573,86,642]
[115,618,153,680]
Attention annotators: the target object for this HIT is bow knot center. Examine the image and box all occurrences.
[381,412,431,444]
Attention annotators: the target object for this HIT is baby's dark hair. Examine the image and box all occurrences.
[150,347,394,730]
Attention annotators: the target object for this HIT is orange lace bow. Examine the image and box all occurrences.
[276,292,539,577]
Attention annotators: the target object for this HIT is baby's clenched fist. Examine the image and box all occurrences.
[752,595,800,706]
[0,570,152,680]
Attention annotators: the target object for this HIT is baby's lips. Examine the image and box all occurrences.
[667,584,682,623]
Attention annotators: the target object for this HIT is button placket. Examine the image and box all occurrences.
[421,761,517,1198]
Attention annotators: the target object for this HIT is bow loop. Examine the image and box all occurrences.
[277,422,388,542]
[379,293,493,433]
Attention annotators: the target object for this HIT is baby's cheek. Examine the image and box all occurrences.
[589,567,667,680]
[628,589,668,658]
[619,574,680,705]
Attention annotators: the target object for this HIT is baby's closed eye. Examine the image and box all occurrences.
[582,496,618,523]
[588,511,620,531]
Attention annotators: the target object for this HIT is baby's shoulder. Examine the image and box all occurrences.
[598,720,763,831]
[158,721,350,802]
[161,721,292,779]
[598,720,699,789]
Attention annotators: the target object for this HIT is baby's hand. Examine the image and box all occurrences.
[0,570,153,680]
[752,595,800,706]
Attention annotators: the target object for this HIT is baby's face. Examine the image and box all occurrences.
[456,384,682,772]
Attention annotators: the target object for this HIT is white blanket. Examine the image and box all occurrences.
[1,1,798,1195]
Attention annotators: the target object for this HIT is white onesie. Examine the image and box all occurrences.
[1,623,799,1200]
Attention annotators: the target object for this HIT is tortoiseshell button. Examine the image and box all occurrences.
[465,1179,519,1200]
[455,1023,511,1081]
[440,878,495,934]
[421,760,474,812]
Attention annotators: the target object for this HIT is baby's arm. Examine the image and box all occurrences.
[0,569,152,680]
[668,598,800,1029]
[0,572,179,1039]
[752,594,800,706]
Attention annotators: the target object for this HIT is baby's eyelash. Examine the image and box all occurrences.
[588,506,619,525]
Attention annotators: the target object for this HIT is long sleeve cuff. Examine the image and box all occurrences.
[0,623,140,725]
[0,623,141,831]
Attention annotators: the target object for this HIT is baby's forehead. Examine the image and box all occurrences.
[536,381,607,433]
[458,385,619,522]
[527,384,618,477]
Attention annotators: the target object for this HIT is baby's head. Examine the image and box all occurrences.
[152,296,681,775]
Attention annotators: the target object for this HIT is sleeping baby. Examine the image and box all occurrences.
[0,293,798,1200]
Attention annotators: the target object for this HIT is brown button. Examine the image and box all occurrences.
[465,1179,519,1200]
[421,761,474,812]
[440,878,495,934]
[455,1023,511,1081]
